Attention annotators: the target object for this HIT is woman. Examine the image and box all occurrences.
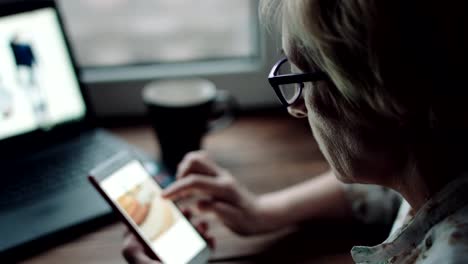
[123,0,468,263]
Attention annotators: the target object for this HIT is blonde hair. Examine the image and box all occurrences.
[260,0,468,130]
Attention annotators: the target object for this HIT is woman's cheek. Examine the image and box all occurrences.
[303,84,357,183]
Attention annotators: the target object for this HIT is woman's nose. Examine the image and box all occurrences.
[287,97,308,118]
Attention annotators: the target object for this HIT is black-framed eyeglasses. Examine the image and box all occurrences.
[268,57,328,107]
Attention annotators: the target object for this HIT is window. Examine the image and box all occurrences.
[56,0,278,115]
[58,0,259,68]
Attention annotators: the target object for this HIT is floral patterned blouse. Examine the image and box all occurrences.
[345,177,468,263]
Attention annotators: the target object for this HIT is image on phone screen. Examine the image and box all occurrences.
[97,160,208,264]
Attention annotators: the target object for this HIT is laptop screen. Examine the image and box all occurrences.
[0,7,86,141]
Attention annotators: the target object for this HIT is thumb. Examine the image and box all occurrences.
[126,251,159,264]
[122,234,159,264]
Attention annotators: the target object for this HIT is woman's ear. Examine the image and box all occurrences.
[287,96,308,118]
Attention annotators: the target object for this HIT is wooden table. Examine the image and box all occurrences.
[21,111,366,264]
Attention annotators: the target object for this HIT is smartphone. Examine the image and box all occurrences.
[89,152,211,264]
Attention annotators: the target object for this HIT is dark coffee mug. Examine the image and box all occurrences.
[142,78,235,174]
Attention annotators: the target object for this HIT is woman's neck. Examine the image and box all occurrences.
[394,172,431,212]
[393,163,464,212]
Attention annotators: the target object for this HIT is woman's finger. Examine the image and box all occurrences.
[198,200,245,233]
[181,208,193,220]
[122,234,159,264]
[195,221,209,234]
[124,250,158,264]
[198,200,239,219]
[162,175,235,202]
[122,230,159,264]
[176,152,219,179]
[205,235,216,249]
[194,221,215,249]
[123,228,131,238]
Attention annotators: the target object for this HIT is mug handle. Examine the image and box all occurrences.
[208,90,237,132]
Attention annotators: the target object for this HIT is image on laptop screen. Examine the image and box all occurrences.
[0,7,86,140]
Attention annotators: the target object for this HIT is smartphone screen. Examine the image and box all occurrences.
[97,159,209,264]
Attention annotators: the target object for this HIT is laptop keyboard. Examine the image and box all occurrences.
[0,130,133,208]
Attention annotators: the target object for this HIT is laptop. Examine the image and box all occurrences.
[0,0,156,259]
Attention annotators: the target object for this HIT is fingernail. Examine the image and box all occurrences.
[200,221,208,230]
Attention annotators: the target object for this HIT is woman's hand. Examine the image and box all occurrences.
[122,232,159,264]
[122,211,214,264]
[162,151,277,236]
